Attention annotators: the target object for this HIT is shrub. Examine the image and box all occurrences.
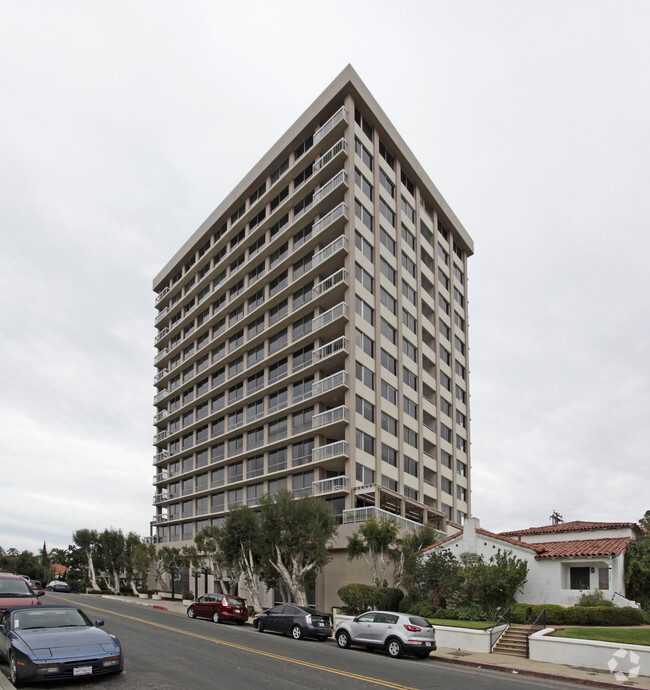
[434,608,459,620]
[456,604,489,621]
[511,603,643,626]
[338,583,403,613]
[577,590,614,607]
[181,590,194,601]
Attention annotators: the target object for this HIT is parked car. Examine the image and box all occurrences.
[335,611,436,658]
[46,580,72,593]
[0,574,43,610]
[186,593,248,624]
[0,605,123,686]
[29,581,42,591]
[253,604,332,640]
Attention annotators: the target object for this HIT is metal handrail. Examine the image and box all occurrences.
[489,607,510,650]
[526,609,546,637]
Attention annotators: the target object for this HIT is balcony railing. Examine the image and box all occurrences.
[155,306,169,326]
[153,492,169,505]
[312,440,349,462]
[312,201,347,236]
[155,286,170,305]
[313,336,348,362]
[292,486,314,498]
[312,268,348,295]
[312,370,348,395]
[311,235,347,269]
[154,327,169,344]
[154,369,168,384]
[154,348,168,365]
[313,105,348,144]
[311,405,348,429]
[153,449,169,463]
[342,507,446,539]
[312,475,347,495]
[153,470,168,483]
[154,409,169,424]
[311,302,348,331]
[153,430,168,443]
[154,389,169,404]
[312,137,346,173]
[152,514,168,523]
[312,170,347,206]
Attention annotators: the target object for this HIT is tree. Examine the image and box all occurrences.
[413,547,463,609]
[193,526,241,596]
[219,506,265,611]
[347,517,399,586]
[391,523,443,590]
[73,529,100,591]
[625,509,650,608]
[257,491,338,606]
[98,528,126,594]
[123,532,143,595]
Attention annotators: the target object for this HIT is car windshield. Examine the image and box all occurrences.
[0,579,33,596]
[14,609,91,630]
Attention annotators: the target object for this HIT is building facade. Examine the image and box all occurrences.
[151,66,473,596]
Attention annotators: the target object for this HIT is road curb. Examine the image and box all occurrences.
[435,655,628,689]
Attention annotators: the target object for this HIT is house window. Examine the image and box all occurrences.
[570,567,590,590]
[598,568,609,590]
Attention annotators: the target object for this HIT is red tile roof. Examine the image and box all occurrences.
[500,521,637,537]
[417,527,544,555]
[531,537,630,559]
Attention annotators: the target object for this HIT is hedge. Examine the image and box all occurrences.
[338,583,404,614]
[511,603,644,626]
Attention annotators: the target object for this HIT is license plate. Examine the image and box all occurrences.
[73,666,93,676]
[317,622,324,626]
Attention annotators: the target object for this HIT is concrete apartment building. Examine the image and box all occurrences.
[151,65,474,607]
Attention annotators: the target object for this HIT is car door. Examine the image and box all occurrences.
[348,612,377,643]
[370,612,399,645]
[264,605,285,632]
[194,594,212,618]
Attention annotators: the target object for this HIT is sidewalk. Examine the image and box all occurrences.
[2,596,648,690]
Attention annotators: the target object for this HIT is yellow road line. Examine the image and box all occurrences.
[50,595,417,690]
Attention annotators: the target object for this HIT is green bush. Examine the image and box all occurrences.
[512,603,643,626]
[456,604,489,621]
[181,590,194,601]
[338,583,403,614]
[434,608,459,620]
[577,590,614,607]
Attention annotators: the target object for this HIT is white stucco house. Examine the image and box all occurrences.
[419,517,640,608]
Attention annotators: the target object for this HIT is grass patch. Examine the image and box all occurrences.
[550,628,650,646]
[429,618,495,630]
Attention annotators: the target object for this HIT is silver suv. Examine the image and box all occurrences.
[335,610,436,659]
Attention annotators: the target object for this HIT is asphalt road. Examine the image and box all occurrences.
[0,594,581,689]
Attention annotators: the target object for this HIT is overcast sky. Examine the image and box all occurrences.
[2,1,649,554]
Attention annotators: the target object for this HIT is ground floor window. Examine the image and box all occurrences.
[570,566,590,590]
[598,567,609,589]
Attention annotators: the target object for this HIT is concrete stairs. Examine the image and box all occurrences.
[492,624,529,658]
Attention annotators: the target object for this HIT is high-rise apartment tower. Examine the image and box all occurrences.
[151,67,473,582]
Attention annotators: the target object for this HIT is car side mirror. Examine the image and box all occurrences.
[94,620,105,627]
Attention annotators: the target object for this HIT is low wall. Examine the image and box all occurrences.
[530,629,650,678]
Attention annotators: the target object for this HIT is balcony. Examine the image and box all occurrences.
[313,105,348,144]
[311,302,348,331]
[154,389,169,404]
[312,201,347,237]
[154,409,169,424]
[313,336,348,362]
[312,268,348,296]
[153,430,168,444]
[154,348,168,365]
[312,170,347,206]
[312,475,347,495]
[155,286,170,306]
[355,483,375,495]
[154,449,169,463]
[342,506,426,532]
[152,514,168,523]
[311,235,347,269]
[311,405,348,429]
[154,327,169,344]
[154,369,168,384]
[312,370,348,396]
[312,440,349,463]
[312,137,346,173]
[292,486,314,499]
[155,306,169,326]
[153,470,168,483]
[153,492,169,505]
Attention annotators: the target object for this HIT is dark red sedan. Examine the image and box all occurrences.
[186,593,248,624]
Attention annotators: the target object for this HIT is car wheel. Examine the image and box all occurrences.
[291,625,303,640]
[386,638,404,659]
[257,620,264,633]
[336,630,351,649]
[414,650,430,659]
[212,611,220,624]
[187,607,196,619]
[10,653,24,687]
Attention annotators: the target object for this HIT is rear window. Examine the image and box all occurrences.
[224,596,243,606]
[408,616,432,628]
